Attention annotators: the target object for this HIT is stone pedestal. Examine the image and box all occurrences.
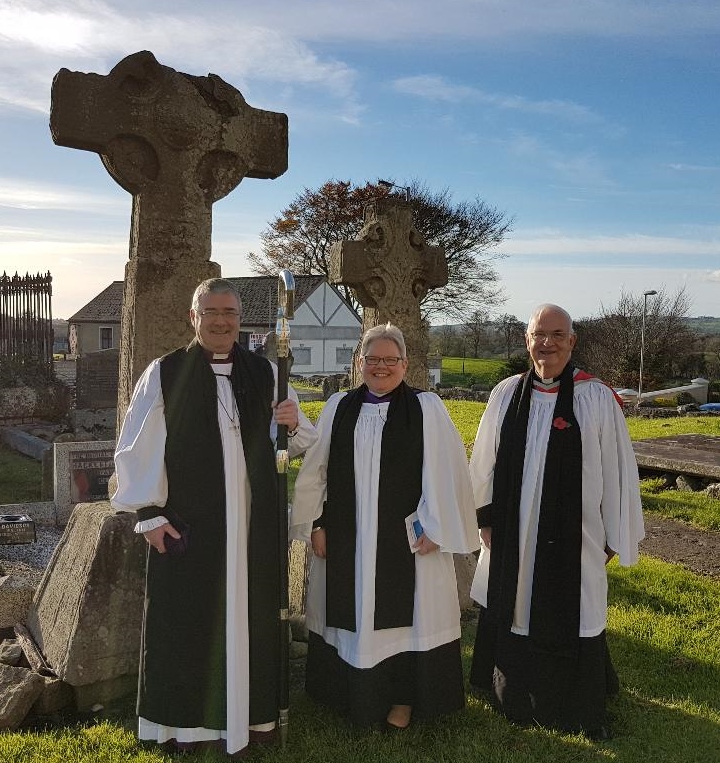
[25,502,145,711]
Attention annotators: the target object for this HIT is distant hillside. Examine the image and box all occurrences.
[685,317,720,334]
[432,318,720,335]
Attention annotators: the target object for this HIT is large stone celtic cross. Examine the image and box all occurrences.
[50,51,288,425]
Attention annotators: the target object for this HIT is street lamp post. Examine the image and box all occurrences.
[378,179,411,202]
[637,289,658,407]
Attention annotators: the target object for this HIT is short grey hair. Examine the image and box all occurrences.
[191,278,242,316]
[360,323,407,358]
[527,304,575,335]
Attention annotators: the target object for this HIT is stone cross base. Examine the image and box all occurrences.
[25,502,146,711]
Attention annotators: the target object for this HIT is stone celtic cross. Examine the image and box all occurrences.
[50,51,288,426]
[329,197,447,389]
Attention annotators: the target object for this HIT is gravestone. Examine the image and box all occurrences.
[329,196,447,390]
[53,441,115,524]
[50,50,288,428]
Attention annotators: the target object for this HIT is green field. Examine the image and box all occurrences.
[441,356,510,387]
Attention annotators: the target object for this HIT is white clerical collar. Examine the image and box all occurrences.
[212,352,230,360]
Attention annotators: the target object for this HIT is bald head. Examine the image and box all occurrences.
[525,304,576,379]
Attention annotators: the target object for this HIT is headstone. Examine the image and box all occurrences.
[322,375,340,400]
[329,196,447,390]
[53,442,115,524]
[25,503,145,711]
[50,50,288,428]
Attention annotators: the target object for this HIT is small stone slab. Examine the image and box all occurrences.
[0,664,44,730]
[633,435,720,481]
[0,639,23,667]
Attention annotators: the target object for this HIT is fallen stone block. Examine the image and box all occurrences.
[0,638,23,667]
[0,663,44,730]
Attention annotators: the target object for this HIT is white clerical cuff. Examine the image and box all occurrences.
[134,516,170,534]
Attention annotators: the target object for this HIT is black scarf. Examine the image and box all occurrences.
[485,363,583,656]
[324,382,423,632]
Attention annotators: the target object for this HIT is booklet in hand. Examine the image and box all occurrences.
[405,512,424,553]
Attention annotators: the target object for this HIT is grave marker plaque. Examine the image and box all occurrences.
[0,514,36,545]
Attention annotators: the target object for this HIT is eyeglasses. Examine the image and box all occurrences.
[529,331,570,343]
[198,309,240,319]
[363,355,404,366]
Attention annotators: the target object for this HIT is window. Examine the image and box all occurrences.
[293,347,311,365]
[100,326,113,350]
[336,347,353,365]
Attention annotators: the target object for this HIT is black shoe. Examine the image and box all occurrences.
[586,726,612,741]
[383,720,410,733]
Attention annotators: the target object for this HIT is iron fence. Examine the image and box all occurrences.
[0,271,54,382]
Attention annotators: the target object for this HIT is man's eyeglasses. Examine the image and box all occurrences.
[529,331,570,343]
[199,309,241,319]
[363,355,404,366]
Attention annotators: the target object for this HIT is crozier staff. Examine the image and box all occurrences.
[111,278,317,757]
[291,323,479,730]
[468,303,644,740]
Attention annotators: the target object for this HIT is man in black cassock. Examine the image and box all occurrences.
[111,278,316,756]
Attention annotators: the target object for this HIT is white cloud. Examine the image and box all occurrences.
[668,163,720,172]
[705,270,720,282]
[0,179,125,212]
[392,75,599,122]
[499,232,720,257]
[0,1,361,121]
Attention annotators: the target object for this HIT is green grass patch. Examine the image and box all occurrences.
[640,478,720,532]
[441,357,508,388]
[626,416,720,441]
[0,442,42,503]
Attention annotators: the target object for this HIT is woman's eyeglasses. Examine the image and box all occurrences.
[362,356,403,366]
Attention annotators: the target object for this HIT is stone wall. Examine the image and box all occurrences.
[75,349,119,410]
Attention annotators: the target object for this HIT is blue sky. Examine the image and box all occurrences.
[1,0,718,321]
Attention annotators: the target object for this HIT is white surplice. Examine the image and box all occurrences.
[111,358,316,754]
[290,390,480,669]
[469,373,645,638]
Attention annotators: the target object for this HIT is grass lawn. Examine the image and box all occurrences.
[2,555,718,762]
[441,357,508,388]
[0,443,42,503]
[1,403,719,762]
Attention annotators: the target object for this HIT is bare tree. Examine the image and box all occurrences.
[247,179,513,320]
[573,287,694,387]
[493,313,526,360]
[463,309,491,357]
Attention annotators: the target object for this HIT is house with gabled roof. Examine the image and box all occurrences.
[67,281,123,356]
[67,275,361,375]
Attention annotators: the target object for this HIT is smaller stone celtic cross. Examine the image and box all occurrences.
[329,197,447,389]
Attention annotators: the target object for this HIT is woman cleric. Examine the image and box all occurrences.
[290,323,480,730]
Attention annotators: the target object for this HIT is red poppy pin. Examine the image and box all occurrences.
[552,416,571,430]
